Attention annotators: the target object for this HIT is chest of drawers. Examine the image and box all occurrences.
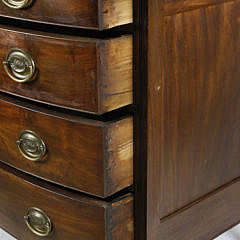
[0,0,239,240]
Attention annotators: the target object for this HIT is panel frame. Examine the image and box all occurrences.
[134,0,240,239]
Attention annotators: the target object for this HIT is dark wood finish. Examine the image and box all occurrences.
[158,180,240,240]
[0,0,240,238]
[0,93,133,197]
[0,26,133,114]
[135,0,240,239]
[162,0,231,16]
[0,162,134,240]
[149,0,240,219]
[133,0,148,239]
[0,0,133,30]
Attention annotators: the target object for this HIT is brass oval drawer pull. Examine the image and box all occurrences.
[24,207,52,237]
[3,48,36,83]
[16,130,47,162]
[2,0,29,9]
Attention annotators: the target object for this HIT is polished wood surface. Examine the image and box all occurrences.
[0,0,239,238]
[149,0,240,219]
[0,0,133,30]
[0,93,133,197]
[0,26,132,114]
[159,180,240,240]
[134,0,240,239]
[0,162,134,240]
[162,0,230,15]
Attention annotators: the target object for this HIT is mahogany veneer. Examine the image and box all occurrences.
[0,93,133,197]
[0,0,240,239]
[0,26,132,114]
[0,0,133,30]
[135,0,240,239]
[0,162,133,240]
[0,0,135,239]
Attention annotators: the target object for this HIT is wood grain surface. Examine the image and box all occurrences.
[0,162,134,240]
[151,0,240,219]
[134,0,240,239]
[0,93,133,197]
[0,26,133,114]
[0,0,133,30]
[162,0,231,16]
[158,180,240,240]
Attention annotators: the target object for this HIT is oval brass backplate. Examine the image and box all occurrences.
[3,48,36,83]
[2,0,30,9]
[16,130,47,162]
[24,207,52,237]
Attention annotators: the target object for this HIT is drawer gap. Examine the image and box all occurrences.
[0,16,134,39]
[0,160,133,202]
[0,91,133,122]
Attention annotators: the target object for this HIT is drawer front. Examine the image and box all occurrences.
[0,27,133,114]
[0,0,133,30]
[0,163,134,240]
[0,94,133,197]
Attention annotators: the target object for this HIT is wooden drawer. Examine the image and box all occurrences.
[0,26,133,114]
[0,0,133,30]
[0,162,134,240]
[0,93,133,197]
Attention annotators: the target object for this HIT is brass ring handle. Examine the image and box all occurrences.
[2,0,29,9]
[24,207,52,237]
[16,130,47,162]
[3,48,36,83]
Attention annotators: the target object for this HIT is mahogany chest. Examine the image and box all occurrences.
[0,0,239,239]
